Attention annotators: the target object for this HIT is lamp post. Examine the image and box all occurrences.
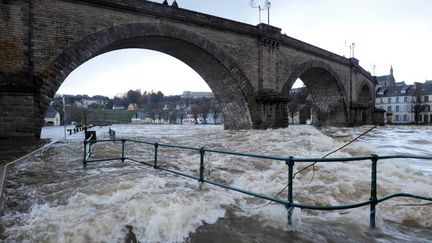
[63,96,66,140]
[249,0,271,25]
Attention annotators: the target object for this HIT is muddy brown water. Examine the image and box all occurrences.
[1,125,431,242]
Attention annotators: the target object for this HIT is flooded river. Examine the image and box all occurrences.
[1,125,431,242]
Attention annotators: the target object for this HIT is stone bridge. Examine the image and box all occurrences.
[0,0,380,137]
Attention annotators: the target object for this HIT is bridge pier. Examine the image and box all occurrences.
[253,94,289,129]
[349,103,385,126]
[0,81,44,138]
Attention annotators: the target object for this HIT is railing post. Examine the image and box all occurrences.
[154,143,159,169]
[370,154,378,228]
[199,147,205,189]
[286,156,295,226]
[121,139,126,162]
[88,142,92,156]
[83,140,87,167]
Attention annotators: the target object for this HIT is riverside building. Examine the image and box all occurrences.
[375,67,432,124]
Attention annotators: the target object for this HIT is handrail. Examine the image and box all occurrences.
[1,139,61,215]
[83,138,432,228]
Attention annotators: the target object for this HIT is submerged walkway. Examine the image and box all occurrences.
[0,138,54,213]
[0,138,48,165]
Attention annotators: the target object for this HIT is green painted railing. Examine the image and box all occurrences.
[83,137,432,228]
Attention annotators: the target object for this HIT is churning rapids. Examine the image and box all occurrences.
[1,125,431,242]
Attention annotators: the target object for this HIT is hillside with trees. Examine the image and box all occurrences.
[51,90,222,125]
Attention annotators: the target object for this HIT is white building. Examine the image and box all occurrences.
[75,98,106,108]
[376,81,432,124]
[44,107,61,126]
[181,91,214,99]
[112,105,126,110]
[131,111,153,124]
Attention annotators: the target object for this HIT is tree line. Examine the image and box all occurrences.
[52,89,222,125]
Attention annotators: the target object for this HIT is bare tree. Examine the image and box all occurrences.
[411,87,426,124]
[287,97,299,125]
[287,87,309,124]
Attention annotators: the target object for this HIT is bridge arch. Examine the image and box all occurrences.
[349,80,375,125]
[281,60,348,126]
[39,22,255,130]
[357,81,374,105]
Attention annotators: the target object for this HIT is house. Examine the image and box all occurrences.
[205,112,224,124]
[153,114,168,124]
[127,103,139,111]
[162,104,170,111]
[181,91,214,99]
[375,80,432,124]
[75,98,107,108]
[131,111,153,124]
[44,107,61,126]
[112,105,126,110]
[175,104,186,110]
[376,66,396,87]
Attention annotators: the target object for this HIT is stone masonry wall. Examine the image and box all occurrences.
[0,3,24,76]
[0,94,35,137]
[0,2,37,137]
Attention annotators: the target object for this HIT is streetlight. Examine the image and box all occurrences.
[249,0,271,25]
[63,95,67,140]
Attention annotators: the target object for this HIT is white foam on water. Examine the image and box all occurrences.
[2,125,432,242]
[4,171,238,242]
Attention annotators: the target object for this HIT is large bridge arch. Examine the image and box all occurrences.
[281,60,348,126]
[38,22,255,132]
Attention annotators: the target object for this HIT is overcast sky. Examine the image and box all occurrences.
[57,0,432,97]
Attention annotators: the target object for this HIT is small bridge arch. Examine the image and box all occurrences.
[349,80,376,125]
[281,60,348,126]
[356,81,375,105]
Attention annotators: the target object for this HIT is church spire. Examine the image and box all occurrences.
[172,0,178,8]
[390,65,393,76]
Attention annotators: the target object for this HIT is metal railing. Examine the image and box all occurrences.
[83,137,432,228]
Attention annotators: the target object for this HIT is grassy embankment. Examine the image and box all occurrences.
[86,110,135,125]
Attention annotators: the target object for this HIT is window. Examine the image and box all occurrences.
[404,96,408,102]
[396,97,399,103]
[387,106,392,112]
[403,114,408,121]
[425,115,429,123]
[396,105,399,112]
[425,96,429,102]
[395,115,400,121]
[388,98,391,103]
[380,98,383,103]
